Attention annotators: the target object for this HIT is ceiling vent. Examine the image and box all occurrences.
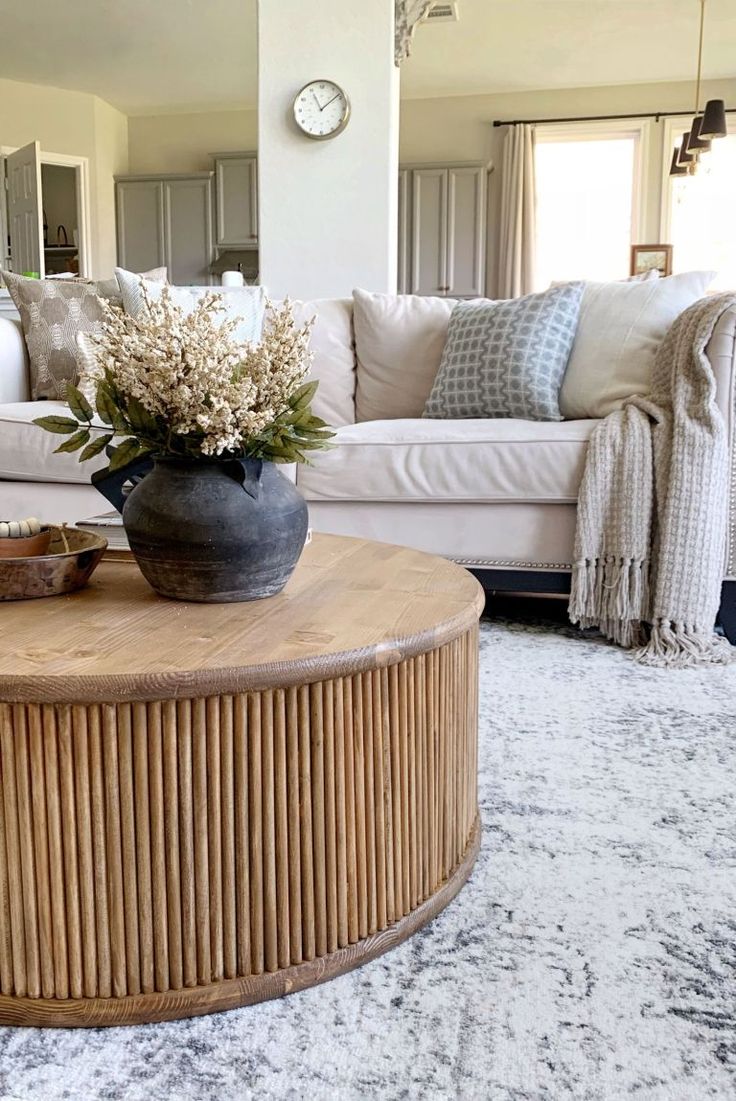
[422,2,459,24]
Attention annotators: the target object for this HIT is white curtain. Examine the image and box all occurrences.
[498,124,537,298]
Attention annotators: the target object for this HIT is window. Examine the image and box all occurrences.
[533,122,646,290]
[662,118,736,291]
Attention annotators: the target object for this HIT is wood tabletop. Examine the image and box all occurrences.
[0,534,484,703]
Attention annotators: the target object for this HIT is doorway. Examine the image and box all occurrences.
[41,164,80,274]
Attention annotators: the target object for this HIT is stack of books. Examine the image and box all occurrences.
[76,511,130,558]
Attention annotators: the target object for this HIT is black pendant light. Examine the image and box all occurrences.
[700,98,728,139]
[669,0,728,176]
[677,131,697,166]
[669,148,689,176]
[686,113,712,153]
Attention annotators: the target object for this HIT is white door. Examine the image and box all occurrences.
[411,168,448,296]
[7,141,44,277]
[447,166,486,297]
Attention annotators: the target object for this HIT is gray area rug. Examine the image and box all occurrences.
[1,617,735,1101]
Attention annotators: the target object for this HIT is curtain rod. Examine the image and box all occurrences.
[492,108,736,127]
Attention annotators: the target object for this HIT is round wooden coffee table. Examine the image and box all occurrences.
[0,534,483,1027]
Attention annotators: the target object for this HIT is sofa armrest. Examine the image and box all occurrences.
[707,303,736,576]
[0,319,31,403]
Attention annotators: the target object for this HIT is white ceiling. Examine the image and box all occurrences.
[0,0,734,114]
[0,0,258,115]
[402,0,736,98]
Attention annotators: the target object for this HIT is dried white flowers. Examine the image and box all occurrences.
[35,284,333,472]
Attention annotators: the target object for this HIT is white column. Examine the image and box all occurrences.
[257,0,399,301]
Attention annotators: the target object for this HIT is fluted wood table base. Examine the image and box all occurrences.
[0,817,480,1027]
[0,535,483,1027]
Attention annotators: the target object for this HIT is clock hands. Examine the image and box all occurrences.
[310,89,341,113]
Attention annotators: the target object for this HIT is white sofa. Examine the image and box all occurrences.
[1,299,735,638]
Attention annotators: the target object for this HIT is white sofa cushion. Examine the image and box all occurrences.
[559,271,715,419]
[0,318,31,403]
[353,290,455,421]
[297,416,597,504]
[115,268,267,344]
[0,401,107,483]
[290,298,355,426]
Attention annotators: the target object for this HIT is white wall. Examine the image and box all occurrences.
[92,96,130,277]
[0,77,128,278]
[128,108,258,173]
[257,0,399,300]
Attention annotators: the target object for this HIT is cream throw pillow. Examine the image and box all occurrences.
[95,266,167,303]
[559,271,715,419]
[353,289,456,421]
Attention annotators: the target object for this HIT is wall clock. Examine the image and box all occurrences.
[293,80,350,140]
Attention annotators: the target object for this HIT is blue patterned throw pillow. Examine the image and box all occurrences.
[423,282,585,421]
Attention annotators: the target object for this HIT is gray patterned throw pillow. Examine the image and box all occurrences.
[3,270,106,400]
[423,282,585,422]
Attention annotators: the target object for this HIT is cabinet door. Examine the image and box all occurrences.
[397,169,410,294]
[410,168,448,296]
[447,166,486,298]
[7,141,44,277]
[163,176,214,285]
[116,180,165,273]
[215,156,258,247]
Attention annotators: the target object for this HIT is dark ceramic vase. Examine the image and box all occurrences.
[118,457,309,602]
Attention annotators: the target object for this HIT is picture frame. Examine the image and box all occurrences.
[630,243,673,278]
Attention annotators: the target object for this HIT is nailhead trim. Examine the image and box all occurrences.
[451,558,572,570]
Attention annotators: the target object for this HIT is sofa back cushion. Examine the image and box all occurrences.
[559,270,715,419]
[288,298,356,427]
[115,268,266,345]
[353,290,455,421]
[0,318,31,403]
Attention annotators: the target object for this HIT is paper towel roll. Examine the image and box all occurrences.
[221,270,245,287]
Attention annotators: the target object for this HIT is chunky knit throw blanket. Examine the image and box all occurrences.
[569,293,736,666]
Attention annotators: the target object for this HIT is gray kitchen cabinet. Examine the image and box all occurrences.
[115,179,166,273]
[213,153,258,248]
[400,162,488,298]
[411,167,448,297]
[163,176,214,285]
[115,172,215,285]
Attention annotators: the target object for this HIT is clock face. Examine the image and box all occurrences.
[293,80,350,140]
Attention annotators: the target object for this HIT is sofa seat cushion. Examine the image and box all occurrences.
[298,416,597,504]
[0,402,107,483]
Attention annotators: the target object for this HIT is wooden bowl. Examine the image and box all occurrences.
[0,528,51,559]
[0,526,107,601]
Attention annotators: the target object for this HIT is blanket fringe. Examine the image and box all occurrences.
[636,620,736,668]
[569,556,648,648]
